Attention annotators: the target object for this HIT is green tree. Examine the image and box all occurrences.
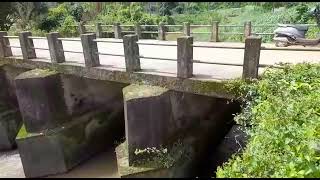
[0,2,14,30]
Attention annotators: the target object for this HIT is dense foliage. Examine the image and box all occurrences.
[217,63,320,178]
[2,2,320,39]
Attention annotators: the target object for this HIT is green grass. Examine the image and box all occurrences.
[216,63,320,178]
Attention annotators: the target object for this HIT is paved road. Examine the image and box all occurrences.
[8,38,320,80]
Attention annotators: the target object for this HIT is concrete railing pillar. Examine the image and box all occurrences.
[0,31,12,58]
[114,23,122,39]
[78,21,86,34]
[211,21,219,42]
[243,36,261,79]
[19,31,36,60]
[134,23,142,39]
[177,36,193,78]
[81,33,100,67]
[123,34,141,72]
[183,22,191,36]
[47,32,65,63]
[158,22,166,40]
[96,22,103,38]
[244,21,252,38]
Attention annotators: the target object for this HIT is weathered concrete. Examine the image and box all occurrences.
[15,69,68,132]
[158,23,166,40]
[16,109,124,178]
[114,23,122,39]
[19,31,36,60]
[243,36,262,79]
[123,35,141,72]
[0,31,13,57]
[183,22,191,36]
[177,36,193,78]
[96,22,103,38]
[211,21,219,42]
[244,21,252,38]
[135,23,142,39]
[81,33,100,67]
[47,32,65,63]
[123,84,173,164]
[118,83,241,177]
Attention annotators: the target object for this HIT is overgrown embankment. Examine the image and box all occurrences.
[217,63,320,178]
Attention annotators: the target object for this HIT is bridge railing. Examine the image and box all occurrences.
[1,31,319,81]
[73,22,319,42]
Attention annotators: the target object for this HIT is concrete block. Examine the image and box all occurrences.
[123,84,173,165]
[14,69,68,132]
[16,110,123,178]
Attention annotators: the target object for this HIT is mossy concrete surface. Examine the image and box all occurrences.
[15,68,58,80]
[123,84,169,101]
[16,109,124,178]
[0,57,238,99]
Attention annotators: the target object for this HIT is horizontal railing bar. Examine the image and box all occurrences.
[28,36,46,39]
[120,25,134,27]
[220,32,244,35]
[58,38,81,42]
[253,32,274,35]
[137,42,177,46]
[165,32,182,34]
[219,25,243,27]
[93,39,123,43]
[121,31,135,33]
[190,25,211,27]
[139,55,176,61]
[261,47,320,51]
[192,44,244,49]
[97,52,125,57]
[142,30,159,33]
[191,32,211,34]
[63,50,83,54]
[140,25,158,27]
[6,45,21,48]
[192,59,243,66]
[31,47,49,50]
[258,64,284,69]
[100,25,113,27]
[3,36,19,38]
[165,25,183,27]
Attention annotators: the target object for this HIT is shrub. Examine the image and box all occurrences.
[217,63,320,178]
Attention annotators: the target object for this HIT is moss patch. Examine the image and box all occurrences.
[123,84,169,101]
[15,68,58,79]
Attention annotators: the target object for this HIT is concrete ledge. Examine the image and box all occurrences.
[16,110,124,178]
[0,57,236,99]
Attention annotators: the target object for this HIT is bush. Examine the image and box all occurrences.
[217,63,320,178]
[57,15,79,37]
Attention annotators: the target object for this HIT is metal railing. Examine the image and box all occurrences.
[74,22,319,42]
[0,31,319,80]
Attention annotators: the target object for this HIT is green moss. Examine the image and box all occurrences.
[123,84,169,101]
[15,68,58,79]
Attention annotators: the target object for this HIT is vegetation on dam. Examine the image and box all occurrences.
[217,63,320,178]
[1,2,320,42]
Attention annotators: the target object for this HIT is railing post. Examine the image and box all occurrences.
[158,22,166,40]
[244,21,252,38]
[183,22,190,36]
[114,22,122,39]
[0,31,12,58]
[123,34,141,72]
[81,33,100,67]
[47,32,65,63]
[79,21,86,34]
[19,31,36,60]
[96,22,103,38]
[243,36,261,79]
[211,21,219,42]
[135,23,142,39]
[177,36,193,78]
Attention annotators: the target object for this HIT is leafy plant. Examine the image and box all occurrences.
[217,63,320,178]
